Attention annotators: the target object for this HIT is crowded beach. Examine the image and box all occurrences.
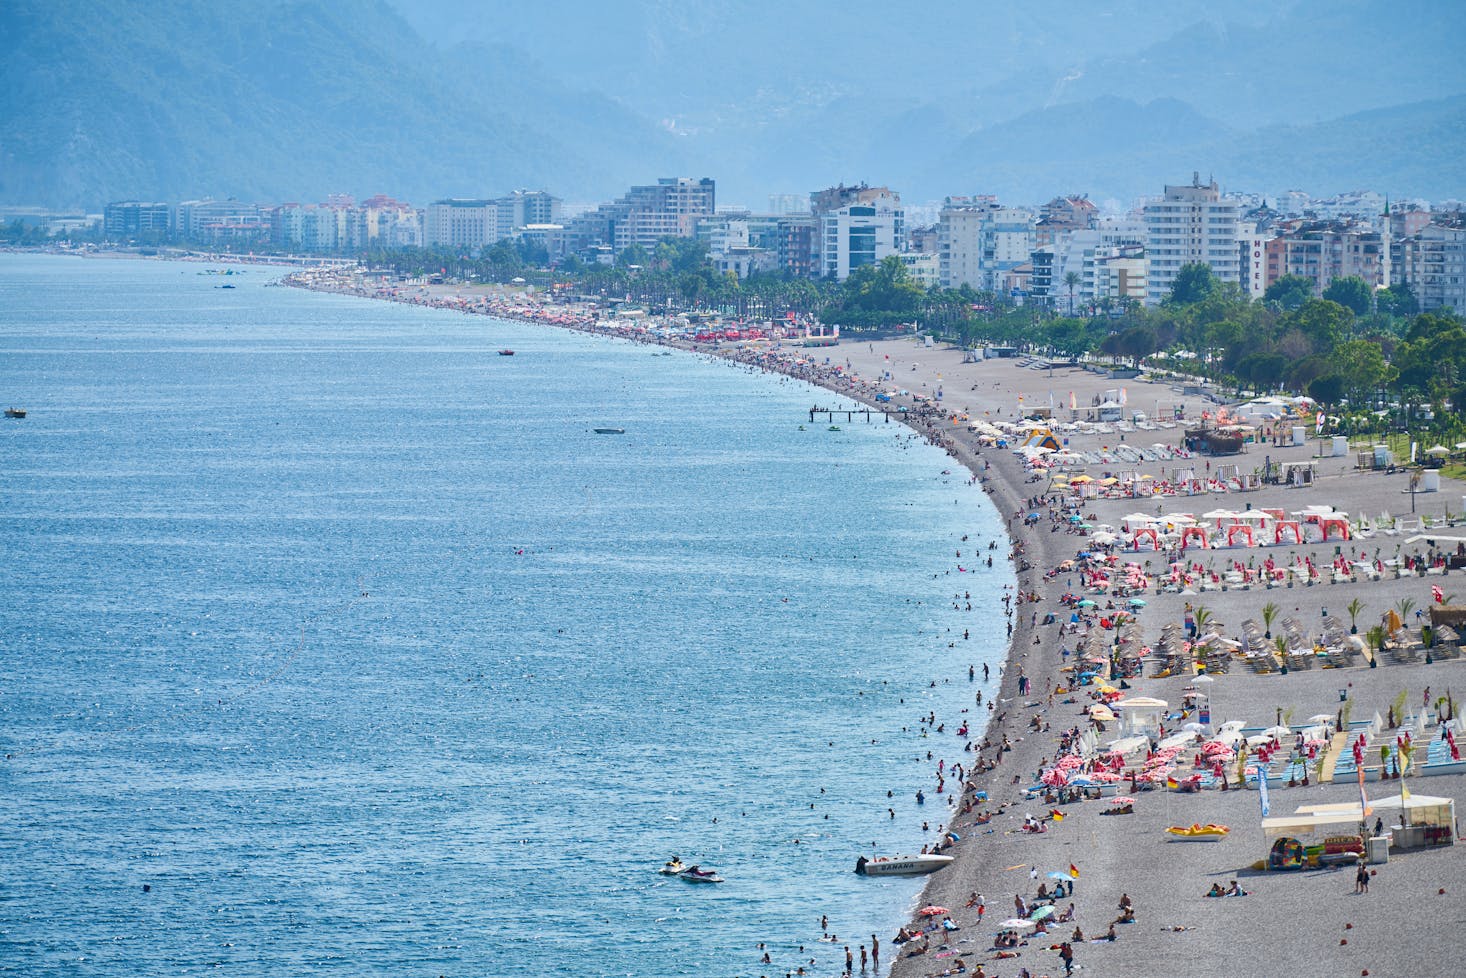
[286,268,1465,978]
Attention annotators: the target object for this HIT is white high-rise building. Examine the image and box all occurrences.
[424,199,500,250]
[810,185,903,280]
[1142,174,1243,303]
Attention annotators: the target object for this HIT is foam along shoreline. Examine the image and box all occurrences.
[288,270,1466,978]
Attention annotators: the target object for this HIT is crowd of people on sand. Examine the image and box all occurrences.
[286,284,1439,977]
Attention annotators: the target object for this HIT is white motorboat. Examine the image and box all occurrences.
[678,865,724,884]
[657,858,686,876]
[855,854,955,876]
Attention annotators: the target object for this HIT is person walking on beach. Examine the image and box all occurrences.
[1059,940,1074,975]
[1356,864,1370,893]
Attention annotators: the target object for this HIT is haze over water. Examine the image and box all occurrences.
[0,255,1012,976]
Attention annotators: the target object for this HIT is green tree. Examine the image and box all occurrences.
[1323,275,1373,316]
[1331,339,1395,404]
[1307,373,1346,406]
[1377,284,1419,318]
[1064,271,1081,316]
[1166,262,1217,306]
[1283,298,1353,355]
[1264,274,1316,312]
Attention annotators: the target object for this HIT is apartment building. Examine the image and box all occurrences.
[559,177,716,257]
[103,201,172,238]
[1262,221,1390,295]
[939,197,1036,291]
[1394,219,1466,313]
[423,199,500,250]
[1142,173,1243,303]
[810,184,904,280]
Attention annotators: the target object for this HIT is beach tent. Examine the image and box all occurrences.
[1130,528,1162,551]
[1180,526,1210,550]
[1274,521,1304,544]
[1320,518,1351,541]
[1023,429,1062,451]
[1225,524,1255,548]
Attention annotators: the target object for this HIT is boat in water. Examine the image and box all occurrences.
[657,858,686,876]
[593,427,626,435]
[678,865,724,884]
[5,408,25,419]
[498,349,515,356]
[854,854,955,876]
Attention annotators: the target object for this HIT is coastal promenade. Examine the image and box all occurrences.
[287,270,1464,977]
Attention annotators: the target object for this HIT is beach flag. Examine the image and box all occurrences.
[1069,391,1077,410]
[1257,763,1271,818]
[1316,410,1325,434]
[1357,766,1371,819]
[1119,387,1128,406]
[1401,781,1412,803]
[1166,775,1179,789]
[1050,809,1065,822]
[1068,863,1080,879]
[1433,585,1444,604]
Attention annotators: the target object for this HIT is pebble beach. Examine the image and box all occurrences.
[287,270,1466,978]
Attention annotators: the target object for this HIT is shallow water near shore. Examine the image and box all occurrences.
[0,254,1013,977]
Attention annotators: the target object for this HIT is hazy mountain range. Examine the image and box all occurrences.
[3,0,1463,210]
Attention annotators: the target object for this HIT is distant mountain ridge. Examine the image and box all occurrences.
[0,0,679,209]
[2,0,1462,209]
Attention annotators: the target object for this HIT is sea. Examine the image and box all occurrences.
[0,253,1013,977]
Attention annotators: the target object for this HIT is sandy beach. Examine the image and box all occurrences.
[287,270,1466,978]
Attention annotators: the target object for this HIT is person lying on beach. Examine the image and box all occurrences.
[1162,925,1196,932]
[1206,884,1225,898]
[1226,881,1248,896]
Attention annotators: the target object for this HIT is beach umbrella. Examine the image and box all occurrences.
[1047,871,1072,880]
[1077,599,1097,608]
[1128,598,1147,608]
[1000,919,1038,931]
[1112,796,1136,805]
[1191,675,1215,684]
[1030,904,1056,920]
[918,905,950,917]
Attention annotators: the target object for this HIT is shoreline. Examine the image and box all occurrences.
[281,270,1048,970]
[284,270,1466,978]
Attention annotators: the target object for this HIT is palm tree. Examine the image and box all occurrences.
[1192,606,1214,636]
[1346,597,1365,634]
[1365,625,1386,668]
[1395,597,1416,630]
[1261,602,1279,639]
[1064,272,1081,316]
[1274,635,1290,674]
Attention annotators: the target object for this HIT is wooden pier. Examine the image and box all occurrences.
[810,405,886,423]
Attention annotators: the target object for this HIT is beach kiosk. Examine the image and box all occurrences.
[1114,696,1168,737]
[1262,794,1457,867]
[1292,795,1457,850]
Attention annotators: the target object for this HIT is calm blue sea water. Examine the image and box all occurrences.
[0,254,1013,977]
